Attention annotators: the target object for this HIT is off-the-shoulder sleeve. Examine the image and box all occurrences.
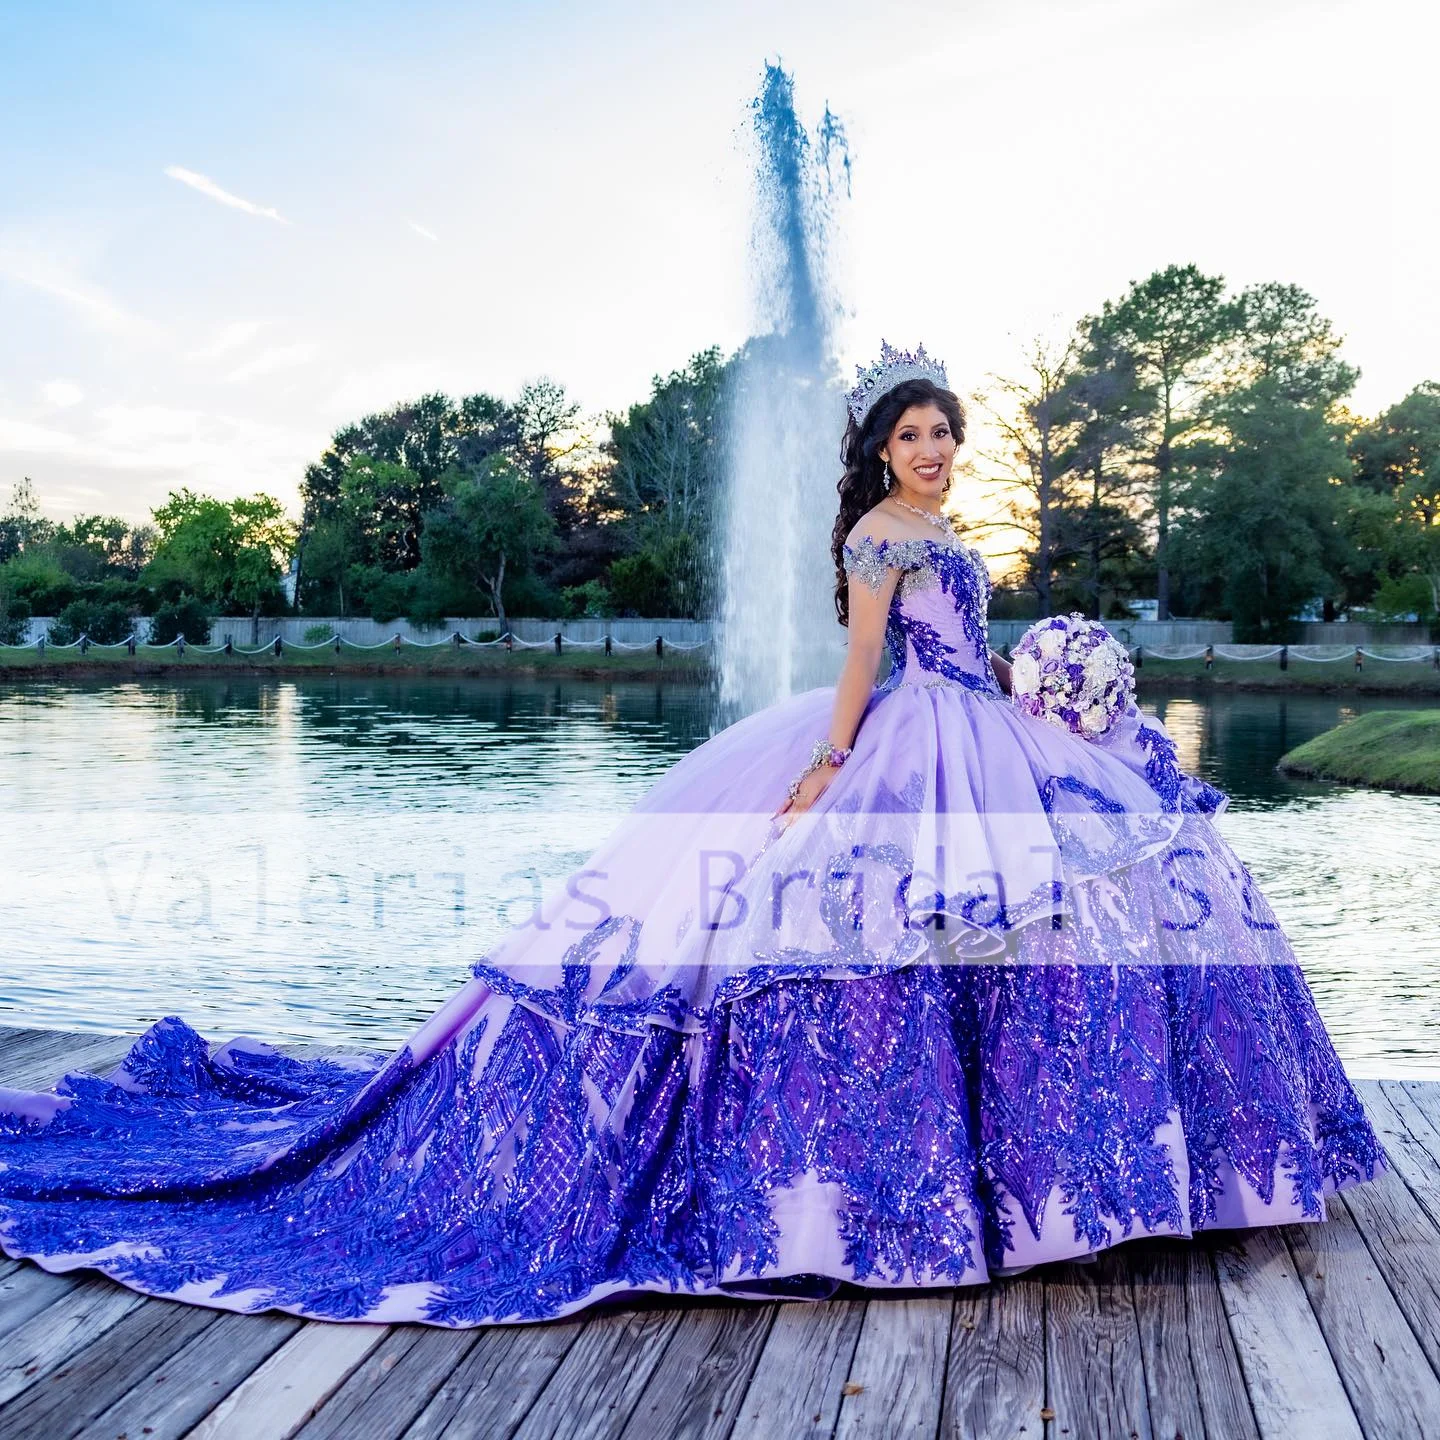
[841,535,900,594]
[842,534,933,593]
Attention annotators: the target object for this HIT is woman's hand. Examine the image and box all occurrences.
[771,763,838,828]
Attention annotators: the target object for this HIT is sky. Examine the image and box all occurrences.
[0,0,1435,535]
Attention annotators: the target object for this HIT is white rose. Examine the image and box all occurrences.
[1081,702,1110,734]
[1012,653,1040,694]
[1037,629,1066,659]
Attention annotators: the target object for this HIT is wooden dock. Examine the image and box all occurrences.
[3,1024,1440,1440]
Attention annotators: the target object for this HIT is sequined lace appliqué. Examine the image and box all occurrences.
[841,534,1001,698]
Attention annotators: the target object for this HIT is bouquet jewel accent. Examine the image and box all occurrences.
[1010,612,1135,740]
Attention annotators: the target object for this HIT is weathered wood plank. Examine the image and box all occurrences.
[399,1319,586,1440]
[1376,1079,1440,1154]
[1211,1227,1363,1439]
[833,1295,952,1440]
[1398,1078,1440,1143]
[1337,1167,1440,1381]
[618,1302,774,1440]
[1285,1194,1440,1438]
[0,1296,218,1439]
[295,1328,479,1440]
[512,1305,684,1440]
[73,1310,303,1440]
[942,1273,1046,1440]
[1125,1237,1259,1440]
[0,1264,81,1345]
[1044,1257,1152,1440]
[731,1297,866,1440]
[0,1277,145,1406]
[181,1322,390,1440]
[1375,1082,1440,1212]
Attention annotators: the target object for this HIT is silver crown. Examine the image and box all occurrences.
[847,340,949,425]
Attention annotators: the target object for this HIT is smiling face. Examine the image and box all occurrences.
[878,403,957,503]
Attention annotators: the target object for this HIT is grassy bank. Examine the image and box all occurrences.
[1276,710,1440,794]
[0,642,711,682]
[1124,654,1440,696]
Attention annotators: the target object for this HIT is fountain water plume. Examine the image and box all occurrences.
[717,62,852,720]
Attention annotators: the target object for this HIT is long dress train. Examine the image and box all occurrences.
[0,530,1388,1324]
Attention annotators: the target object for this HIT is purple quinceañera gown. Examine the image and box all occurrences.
[0,529,1388,1324]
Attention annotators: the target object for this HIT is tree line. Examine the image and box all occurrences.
[2,264,1436,646]
[970,264,1440,639]
[292,346,729,635]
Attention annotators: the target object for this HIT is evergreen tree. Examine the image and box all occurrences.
[1099,265,1236,619]
[1171,283,1357,639]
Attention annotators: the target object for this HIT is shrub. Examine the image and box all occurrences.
[363,571,415,625]
[607,553,669,617]
[0,589,29,645]
[48,599,135,645]
[303,623,335,644]
[561,579,614,620]
[148,595,212,645]
[2,553,77,615]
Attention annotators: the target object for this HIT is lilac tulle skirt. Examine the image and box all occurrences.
[0,682,1388,1324]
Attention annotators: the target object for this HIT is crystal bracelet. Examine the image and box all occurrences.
[786,740,853,801]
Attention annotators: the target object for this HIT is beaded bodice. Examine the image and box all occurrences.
[841,532,1003,699]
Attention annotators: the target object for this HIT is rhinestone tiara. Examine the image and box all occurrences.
[846,340,950,426]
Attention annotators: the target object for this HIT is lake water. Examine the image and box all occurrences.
[0,677,1436,1078]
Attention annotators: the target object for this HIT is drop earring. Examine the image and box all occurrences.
[882,460,892,491]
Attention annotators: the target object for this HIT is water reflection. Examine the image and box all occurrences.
[0,678,1435,1078]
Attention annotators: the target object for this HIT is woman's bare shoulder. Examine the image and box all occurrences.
[843,504,907,550]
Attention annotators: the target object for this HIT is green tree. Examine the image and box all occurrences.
[603,347,732,617]
[298,457,425,616]
[1099,265,1237,619]
[48,514,154,582]
[0,478,54,562]
[146,490,298,641]
[1348,382,1440,621]
[968,334,1091,617]
[1058,314,1156,618]
[298,385,604,604]
[419,457,557,636]
[1171,283,1357,639]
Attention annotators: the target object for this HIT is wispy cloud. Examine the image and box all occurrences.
[227,342,318,383]
[165,166,290,224]
[407,219,439,242]
[189,319,268,361]
[0,403,317,513]
[0,248,149,335]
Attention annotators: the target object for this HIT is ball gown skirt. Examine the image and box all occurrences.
[0,533,1389,1325]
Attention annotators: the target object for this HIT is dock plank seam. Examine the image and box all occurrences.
[707,1303,780,1440]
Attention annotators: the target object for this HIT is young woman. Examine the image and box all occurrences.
[0,342,1387,1324]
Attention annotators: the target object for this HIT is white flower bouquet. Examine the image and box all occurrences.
[1009,612,1135,740]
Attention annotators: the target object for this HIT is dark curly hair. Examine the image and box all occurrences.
[830,377,967,625]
